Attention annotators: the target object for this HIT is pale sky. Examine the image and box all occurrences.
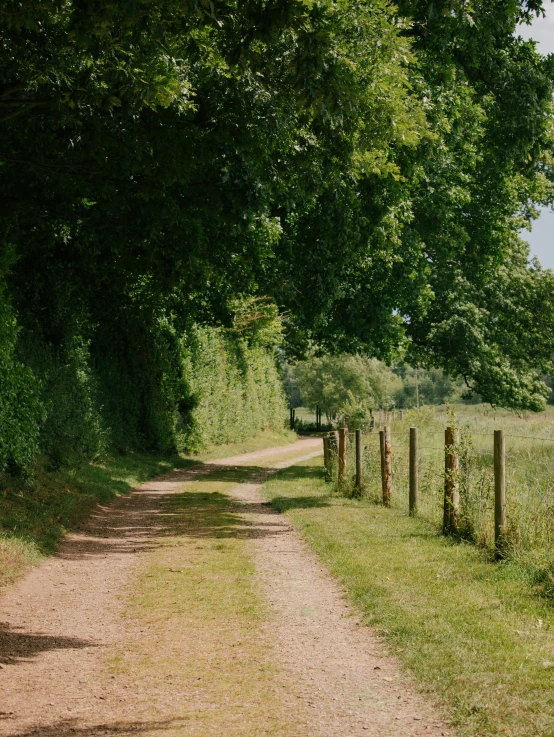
[517,4,554,269]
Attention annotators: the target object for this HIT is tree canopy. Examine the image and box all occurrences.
[1,0,554,471]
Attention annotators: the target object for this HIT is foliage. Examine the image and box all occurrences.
[291,354,469,414]
[0,292,43,478]
[0,0,554,473]
[393,363,467,408]
[336,394,375,431]
[294,354,402,418]
[178,325,287,452]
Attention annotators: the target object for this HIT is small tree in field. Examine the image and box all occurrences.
[294,355,401,421]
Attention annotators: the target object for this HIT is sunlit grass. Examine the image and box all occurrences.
[331,405,554,588]
[265,455,554,737]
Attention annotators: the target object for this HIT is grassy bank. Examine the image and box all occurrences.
[0,429,295,589]
[264,455,554,737]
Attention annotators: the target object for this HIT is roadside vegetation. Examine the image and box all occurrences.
[264,453,554,737]
[340,405,554,591]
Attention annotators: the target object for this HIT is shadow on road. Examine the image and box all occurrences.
[54,460,327,556]
[0,624,96,666]
[2,718,179,736]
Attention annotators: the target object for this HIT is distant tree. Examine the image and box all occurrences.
[393,365,464,408]
[294,355,401,419]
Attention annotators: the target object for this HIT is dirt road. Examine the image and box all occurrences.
[0,438,451,737]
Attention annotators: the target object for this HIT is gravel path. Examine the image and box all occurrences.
[0,438,451,737]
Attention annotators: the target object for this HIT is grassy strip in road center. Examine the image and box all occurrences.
[110,463,308,737]
[263,456,554,737]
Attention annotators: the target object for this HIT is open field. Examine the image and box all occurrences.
[264,453,554,737]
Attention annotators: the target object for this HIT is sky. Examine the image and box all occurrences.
[517,5,554,268]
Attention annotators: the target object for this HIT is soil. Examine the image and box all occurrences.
[0,438,452,737]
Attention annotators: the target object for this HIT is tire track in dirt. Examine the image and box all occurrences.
[0,437,451,737]
[218,451,453,737]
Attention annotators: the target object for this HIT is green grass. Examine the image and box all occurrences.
[333,404,554,591]
[0,428,296,589]
[110,458,308,736]
[264,455,554,737]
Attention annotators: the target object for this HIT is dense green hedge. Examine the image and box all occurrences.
[2,302,286,476]
[178,326,287,452]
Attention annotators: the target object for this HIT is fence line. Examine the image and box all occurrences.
[322,421,554,560]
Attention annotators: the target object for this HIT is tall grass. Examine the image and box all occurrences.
[332,404,554,591]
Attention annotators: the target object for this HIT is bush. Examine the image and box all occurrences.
[0,302,43,478]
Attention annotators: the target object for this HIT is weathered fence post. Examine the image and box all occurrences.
[494,429,506,558]
[409,427,418,516]
[379,430,385,493]
[328,432,338,481]
[338,428,347,487]
[381,425,392,506]
[443,426,460,535]
[289,408,294,431]
[355,429,362,489]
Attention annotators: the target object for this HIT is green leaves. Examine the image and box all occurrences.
[0,0,553,483]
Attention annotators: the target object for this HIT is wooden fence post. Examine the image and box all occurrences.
[338,428,347,486]
[379,430,385,493]
[494,429,506,558]
[381,425,392,506]
[323,436,329,479]
[409,427,418,516]
[443,426,460,535]
[289,408,293,431]
[355,429,362,489]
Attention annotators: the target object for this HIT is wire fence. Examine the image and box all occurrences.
[322,420,554,560]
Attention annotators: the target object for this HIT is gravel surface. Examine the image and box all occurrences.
[0,438,452,737]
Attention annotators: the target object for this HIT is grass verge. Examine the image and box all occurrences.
[0,429,296,590]
[264,455,554,737]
